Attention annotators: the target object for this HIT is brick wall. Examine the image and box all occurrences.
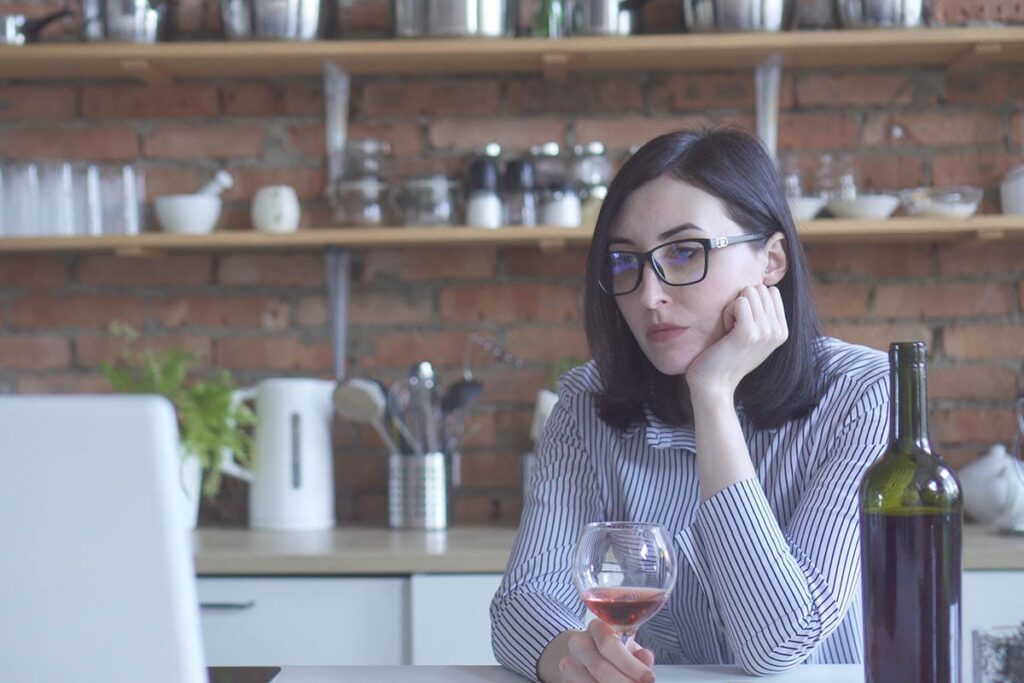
[2,2,1023,525]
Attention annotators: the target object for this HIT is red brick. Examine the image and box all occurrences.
[650,71,752,112]
[350,493,388,525]
[77,254,212,286]
[778,114,859,152]
[175,0,203,32]
[141,166,208,200]
[507,78,643,115]
[945,446,986,472]
[429,118,565,153]
[452,412,498,450]
[501,247,587,278]
[82,84,219,119]
[337,0,390,32]
[335,455,387,489]
[945,69,1010,105]
[224,167,327,202]
[932,150,1017,187]
[825,323,933,352]
[0,86,77,122]
[474,366,553,403]
[76,334,212,367]
[945,325,1024,360]
[349,289,434,326]
[494,409,533,449]
[223,83,286,116]
[933,0,1024,24]
[296,297,328,327]
[16,372,109,394]
[362,249,497,282]
[10,294,144,330]
[282,123,326,158]
[806,244,932,278]
[358,79,500,117]
[451,495,522,525]
[215,335,332,371]
[1021,279,1024,311]
[929,364,1019,401]
[154,296,290,330]
[856,156,928,193]
[874,283,1016,318]
[363,331,469,370]
[0,255,70,288]
[0,336,70,369]
[795,72,912,107]
[575,115,708,153]
[458,454,521,489]
[439,284,579,323]
[506,326,589,362]
[863,111,1004,148]
[939,241,1024,277]
[284,83,323,116]
[814,283,870,319]
[218,253,325,287]
[3,126,138,161]
[143,124,266,159]
[933,407,1017,444]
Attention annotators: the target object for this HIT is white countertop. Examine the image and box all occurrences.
[272,664,863,682]
[193,524,1024,576]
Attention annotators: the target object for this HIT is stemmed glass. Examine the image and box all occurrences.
[572,521,677,646]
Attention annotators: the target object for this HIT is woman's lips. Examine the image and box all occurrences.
[645,324,687,343]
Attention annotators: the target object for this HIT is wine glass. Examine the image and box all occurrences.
[571,521,677,647]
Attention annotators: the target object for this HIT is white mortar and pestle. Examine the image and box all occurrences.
[154,170,233,235]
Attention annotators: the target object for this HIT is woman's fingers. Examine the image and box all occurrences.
[565,622,655,683]
[559,655,600,683]
[769,285,788,341]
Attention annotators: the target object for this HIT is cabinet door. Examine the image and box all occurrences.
[963,570,1024,682]
[197,577,407,666]
[409,573,504,665]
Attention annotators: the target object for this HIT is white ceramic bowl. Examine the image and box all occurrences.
[901,186,981,219]
[154,194,222,235]
[826,194,900,220]
[787,196,826,221]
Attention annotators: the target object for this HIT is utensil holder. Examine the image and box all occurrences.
[389,451,448,530]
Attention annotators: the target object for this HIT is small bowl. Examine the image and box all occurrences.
[787,196,826,221]
[901,186,981,219]
[154,194,222,235]
[827,194,900,220]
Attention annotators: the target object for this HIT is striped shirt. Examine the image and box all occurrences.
[490,337,890,680]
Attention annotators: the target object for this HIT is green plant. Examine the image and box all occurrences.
[550,356,585,390]
[99,322,255,497]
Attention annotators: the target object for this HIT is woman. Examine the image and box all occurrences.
[490,128,890,683]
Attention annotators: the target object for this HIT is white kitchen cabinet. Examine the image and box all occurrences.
[197,577,407,666]
[409,573,504,665]
[963,570,1024,681]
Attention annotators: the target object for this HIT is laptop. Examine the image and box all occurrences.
[0,395,212,682]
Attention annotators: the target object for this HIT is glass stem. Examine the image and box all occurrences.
[619,630,636,648]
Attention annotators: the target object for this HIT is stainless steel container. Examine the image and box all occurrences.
[389,452,448,530]
[394,0,510,38]
[82,0,166,42]
[221,0,323,40]
[681,0,789,32]
[835,0,923,27]
[572,0,633,35]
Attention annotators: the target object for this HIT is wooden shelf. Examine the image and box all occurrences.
[1,216,1022,254]
[2,28,1024,82]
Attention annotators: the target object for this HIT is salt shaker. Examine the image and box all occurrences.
[503,158,537,227]
[465,156,503,229]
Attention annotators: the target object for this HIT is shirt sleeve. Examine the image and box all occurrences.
[688,376,889,675]
[490,388,603,681]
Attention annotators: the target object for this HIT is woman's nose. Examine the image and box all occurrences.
[636,261,671,308]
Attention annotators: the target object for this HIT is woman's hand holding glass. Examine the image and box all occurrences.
[560,522,676,683]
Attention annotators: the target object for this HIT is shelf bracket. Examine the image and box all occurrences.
[976,229,1007,241]
[538,237,569,252]
[113,246,166,258]
[541,53,571,81]
[754,51,783,161]
[948,43,1003,73]
[326,247,351,381]
[117,59,172,85]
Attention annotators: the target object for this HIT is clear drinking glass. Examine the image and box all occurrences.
[38,162,75,236]
[99,164,145,235]
[3,163,40,238]
[572,521,676,646]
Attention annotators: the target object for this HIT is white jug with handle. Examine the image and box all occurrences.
[220,378,338,530]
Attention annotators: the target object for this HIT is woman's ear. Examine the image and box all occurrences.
[762,232,788,286]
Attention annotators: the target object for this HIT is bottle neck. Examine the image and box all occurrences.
[890,360,932,452]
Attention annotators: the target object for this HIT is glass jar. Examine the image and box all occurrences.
[397,175,460,226]
[570,141,613,189]
[342,138,391,179]
[540,184,581,228]
[330,177,390,226]
[530,141,567,191]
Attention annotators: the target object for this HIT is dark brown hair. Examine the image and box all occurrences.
[583,128,823,431]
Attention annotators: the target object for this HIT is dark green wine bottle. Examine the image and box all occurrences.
[860,341,963,683]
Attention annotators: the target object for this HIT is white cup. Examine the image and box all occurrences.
[251,185,301,234]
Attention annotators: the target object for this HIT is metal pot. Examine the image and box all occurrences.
[0,9,71,45]
[220,0,325,40]
[835,0,923,27]
[82,0,169,42]
[394,0,511,38]
[681,0,790,32]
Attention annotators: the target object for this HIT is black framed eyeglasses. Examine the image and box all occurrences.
[599,234,766,296]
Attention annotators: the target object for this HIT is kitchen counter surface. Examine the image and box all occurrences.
[193,523,1024,576]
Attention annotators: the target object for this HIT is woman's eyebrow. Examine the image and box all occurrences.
[609,223,704,247]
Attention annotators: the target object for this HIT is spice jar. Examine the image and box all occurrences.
[465,156,503,229]
[503,158,537,227]
[397,175,460,226]
[342,139,391,179]
[330,177,390,227]
[541,183,581,228]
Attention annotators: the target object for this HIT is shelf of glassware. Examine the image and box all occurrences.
[2,28,1024,81]
[0,216,1023,253]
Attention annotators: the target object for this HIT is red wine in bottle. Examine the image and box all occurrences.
[860,341,963,683]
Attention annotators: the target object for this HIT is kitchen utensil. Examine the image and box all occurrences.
[835,0,924,27]
[333,377,401,455]
[394,0,511,38]
[220,0,324,40]
[227,378,337,530]
[155,194,222,235]
[681,0,790,32]
[389,451,448,529]
[1,9,71,45]
[409,361,441,454]
[900,186,981,218]
[82,0,169,42]
[787,195,825,221]
[196,169,234,196]
[251,184,301,233]
[959,444,1023,526]
[826,194,900,219]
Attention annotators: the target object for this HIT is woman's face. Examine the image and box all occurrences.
[609,174,776,377]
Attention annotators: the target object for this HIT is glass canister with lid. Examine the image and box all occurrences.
[571,141,612,229]
[330,177,391,227]
[397,174,461,226]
